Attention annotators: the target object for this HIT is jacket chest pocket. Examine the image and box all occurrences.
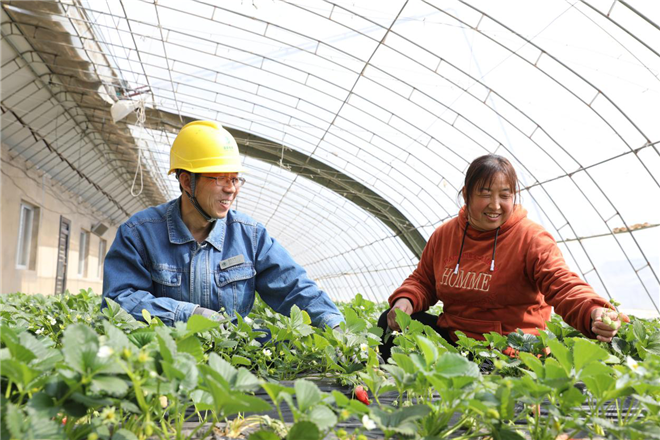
[151,267,183,301]
[214,262,256,317]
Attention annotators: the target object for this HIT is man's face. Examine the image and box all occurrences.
[188,173,241,219]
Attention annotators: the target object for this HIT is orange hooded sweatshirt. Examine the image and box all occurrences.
[389,205,611,341]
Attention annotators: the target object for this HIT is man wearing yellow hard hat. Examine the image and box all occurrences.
[102,121,344,333]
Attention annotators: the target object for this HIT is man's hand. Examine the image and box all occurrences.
[387,298,413,332]
[591,307,630,342]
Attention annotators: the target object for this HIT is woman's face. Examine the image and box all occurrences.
[466,172,514,231]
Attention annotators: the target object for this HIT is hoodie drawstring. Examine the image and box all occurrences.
[454,222,469,275]
[490,227,500,272]
[454,223,501,274]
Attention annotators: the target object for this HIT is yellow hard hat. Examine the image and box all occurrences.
[168,120,245,174]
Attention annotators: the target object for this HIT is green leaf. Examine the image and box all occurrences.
[91,376,129,397]
[572,338,608,373]
[495,428,526,440]
[186,314,220,333]
[261,382,295,405]
[547,338,572,373]
[580,361,615,378]
[543,358,569,382]
[27,392,58,418]
[632,320,647,341]
[205,377,271,417]
[518,352,544,379]
[103,321,132,352]
[344,307,366,333]
[288,421,320,440]
[370,405,431,435]
[155,326,177,363]
[113,428,139,440]
[5,403,24,438]
[141,309,152,324]
[177,335,204,362]
[128,329,155,347]
[19,332,49,365]
[0,359,40,388]
[231,354,252,367]
[394,309,411,331]
[301,310,312,325]
[5,404,65,440]
[290,306,304,329]
[249,431,281,440]
[611,337,630,356]
[381,365,406,386]
[62,323,99,374]
[559,386,586,411]
[331,390,349,407]
[0,325,36,363]
[416,335,439,367]
[645,331,660,355]
[176,354,200,392]
[434,353,480,378]
[294,380,323,413]
[70,392,113,410]
[391,353,417,374]
[162,360,185,381]
[307,405,337,431]
[206,353,234,387]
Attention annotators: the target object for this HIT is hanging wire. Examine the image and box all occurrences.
[130,98,146,197]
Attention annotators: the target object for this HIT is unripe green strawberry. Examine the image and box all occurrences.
[602,314,616,330]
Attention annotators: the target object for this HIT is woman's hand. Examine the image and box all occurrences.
[591,307,630,342]
[387,298,414,331]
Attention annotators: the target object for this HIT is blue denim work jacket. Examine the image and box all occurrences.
[102,198,344,329]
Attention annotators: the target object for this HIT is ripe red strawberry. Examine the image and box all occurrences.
[354,385,370,405]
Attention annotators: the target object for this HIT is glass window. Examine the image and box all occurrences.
[98,239,107,278]
[78,230,90,277]
[16,203,34,268]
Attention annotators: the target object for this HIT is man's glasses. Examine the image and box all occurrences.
[201,175,246,188]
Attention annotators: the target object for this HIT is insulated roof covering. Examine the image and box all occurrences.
[1,0,658,312]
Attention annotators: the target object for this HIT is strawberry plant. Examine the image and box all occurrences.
[1,289,659,440]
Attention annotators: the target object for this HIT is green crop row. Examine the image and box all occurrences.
[1,290,659,440]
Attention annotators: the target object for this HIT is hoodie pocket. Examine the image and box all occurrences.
[442,312,503,341]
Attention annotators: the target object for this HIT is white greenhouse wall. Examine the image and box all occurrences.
[1,144,117,296]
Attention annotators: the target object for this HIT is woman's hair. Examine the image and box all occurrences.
[460,154,520,207]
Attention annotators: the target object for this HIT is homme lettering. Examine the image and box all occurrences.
[440,267,491,292]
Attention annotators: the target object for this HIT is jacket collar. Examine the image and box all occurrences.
[457,204,527,239]
[166,198,225,251]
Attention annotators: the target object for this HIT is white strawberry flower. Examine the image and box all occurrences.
[97,346,114,358]
[263,348,272,358]
[362,415,376,430]
[35,328,44,335]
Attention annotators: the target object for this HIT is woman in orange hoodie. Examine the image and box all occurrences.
[379,154,628,360]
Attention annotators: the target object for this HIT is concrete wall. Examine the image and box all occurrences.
[1,145,120,296]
